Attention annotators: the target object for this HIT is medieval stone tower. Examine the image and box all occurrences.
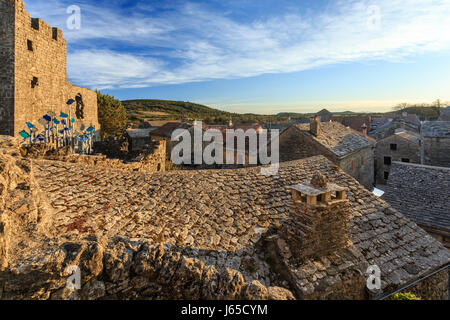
[0,0,100,138]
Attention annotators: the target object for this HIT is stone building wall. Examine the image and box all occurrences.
[279,126,374,188]
[407,269,449,300]
[422,137,450,168]
[0,0,16,136]
[0,0,100,138]
[338,147,374,188]
[375,135,421,184]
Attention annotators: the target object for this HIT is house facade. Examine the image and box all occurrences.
[374,130,421,184]
[279,117,375,189]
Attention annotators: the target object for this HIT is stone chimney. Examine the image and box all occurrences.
[309,115,321,137]
[281,173,350,261]
[361,123,368,137]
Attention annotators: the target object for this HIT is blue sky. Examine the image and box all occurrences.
[26,0,450,114]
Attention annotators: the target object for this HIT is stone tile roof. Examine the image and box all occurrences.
[327,116,372,133]
[149,122,190,138]
[422,121,450,138]
[439,107,450,121]
[126,128,155,139]
[32,155,450,293]
[382,162,450,233]
[295,122,374,158]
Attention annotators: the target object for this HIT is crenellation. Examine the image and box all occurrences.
[0,0,99,138]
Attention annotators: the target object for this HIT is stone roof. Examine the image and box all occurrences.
[126,128,155,139]
[31,155,450,295]
[150,122,190,138]
[422,121,450,138]
[382,162,450,233]
[394,130,421,144]
[295,122,374,158]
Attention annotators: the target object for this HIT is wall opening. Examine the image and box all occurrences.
[52,28,58,40]
[27,40,33,51]
[390,144,397,151]
[384,156,392,165]
[384,171,389,180]
[31,77,39,88]
[401,158,410,163]
[31,18,40,30]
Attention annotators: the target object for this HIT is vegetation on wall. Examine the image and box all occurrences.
[97,91,128,140]
[391,292,422,300]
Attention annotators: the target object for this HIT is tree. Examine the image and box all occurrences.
[97,91,128,140]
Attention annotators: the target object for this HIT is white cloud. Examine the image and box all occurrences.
[31,0,450,88]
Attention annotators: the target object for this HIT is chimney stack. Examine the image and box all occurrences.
[281,173,350,261]
[310,115,321,137]
[361,123,368,137]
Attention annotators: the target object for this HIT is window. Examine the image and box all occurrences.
[52,28,58,40]
[390,144,397,151]
[27,40,33,51]
[401,158,410,163]
[384,171,390,180]
[31,77,38,88]
[384,156,392,165]
[31,18,39,30]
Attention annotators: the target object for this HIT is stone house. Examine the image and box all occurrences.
[126,128,156,152]
[1,136,449,299]
[439,106,450,121]
[0,0,100,138]
[278,117,375,189]
[383,162,450,249]
[374,130,421,184]
[421,121,450,168]
[369,117,420,141]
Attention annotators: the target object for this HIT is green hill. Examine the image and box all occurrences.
[122,99,298,126]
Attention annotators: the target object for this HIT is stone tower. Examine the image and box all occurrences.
[281,173,351,261]
[0,0,100,138]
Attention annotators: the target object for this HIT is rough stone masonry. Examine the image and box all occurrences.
[0,0,100,138]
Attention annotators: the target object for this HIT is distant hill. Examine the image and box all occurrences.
[122,99,295,126]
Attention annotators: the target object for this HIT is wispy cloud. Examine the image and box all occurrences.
[26,0,450,89]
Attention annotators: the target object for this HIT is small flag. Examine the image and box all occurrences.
[61,119,67,126]
[43,115,52,122]
[53,118,60,125]
[60,112,68,118]
[19,130,30,139]
[80,124,86,132]
[66,99,75,105]
[58,130,64,134]
[86,126,95,133]
[71,117,76,124]
[26,122,35,129]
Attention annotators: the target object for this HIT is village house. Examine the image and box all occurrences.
[439,106,450,121]
[383,162,450,249]
[421,121,450,168]
[374,130,421,184]
[278,117,375,189]
[1,136,449,299]
[0,0,100,139]
[369,113,420,141]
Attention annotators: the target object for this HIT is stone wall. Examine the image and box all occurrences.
[0,0,100,138]
[422,137,450,168]
[0,0,15,136]
[20,140,167,173]
[279,126,374,188]
[338,147,374,188]
[375,135,421,184]
[406,269,449,300]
